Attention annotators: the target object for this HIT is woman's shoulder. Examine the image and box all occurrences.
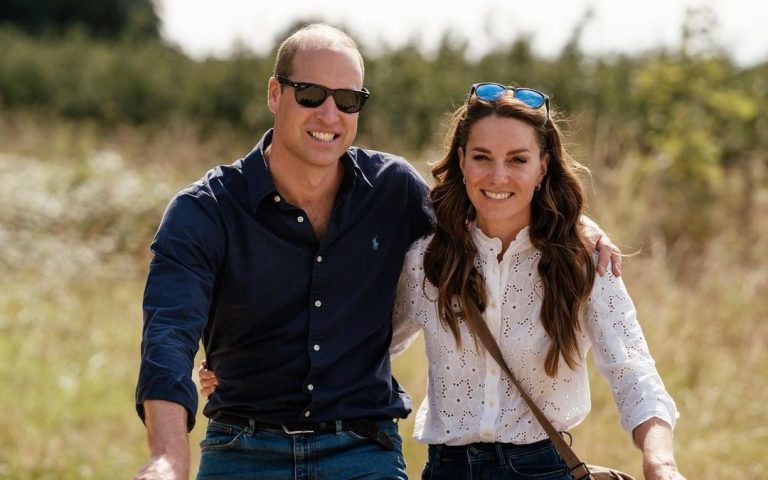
[402,234,434,276]
[406,233,433,257]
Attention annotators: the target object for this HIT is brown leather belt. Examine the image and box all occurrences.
[211,413,396,450]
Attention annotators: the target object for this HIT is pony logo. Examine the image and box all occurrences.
[372,235,380,251]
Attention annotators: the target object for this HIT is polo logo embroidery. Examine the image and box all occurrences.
[372,235,380,251]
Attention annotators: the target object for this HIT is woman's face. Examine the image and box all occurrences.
[459,115,548,241]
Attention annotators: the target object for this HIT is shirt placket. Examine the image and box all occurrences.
[274,195,328,420]
[478,250,502,442]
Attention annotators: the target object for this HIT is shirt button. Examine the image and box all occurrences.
[307,384,314,391]
[313,344,320,351]
[314,300,322,307]
[316,255,323,263]
[297,216,305,223]
[489,400,496,408]
[490,368,497,375]
[304,411,311,417]
[273,195,281,203]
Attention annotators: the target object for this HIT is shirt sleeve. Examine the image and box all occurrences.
[404,161,434,244]
[135,188,225,431]
[390,243,426,358]
[584,268,679,435]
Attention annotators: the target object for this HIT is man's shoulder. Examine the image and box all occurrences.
[176,160,246,202]
[349,146,422,179]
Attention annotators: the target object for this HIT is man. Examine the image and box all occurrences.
[135,23,619,479]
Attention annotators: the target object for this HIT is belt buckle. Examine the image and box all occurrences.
[281,424,315,435]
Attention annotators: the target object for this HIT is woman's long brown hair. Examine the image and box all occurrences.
[423,93,595,376]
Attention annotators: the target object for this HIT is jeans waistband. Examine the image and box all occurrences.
[428,439,554,464]
[210,413,396,450]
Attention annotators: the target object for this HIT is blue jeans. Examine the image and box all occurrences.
[421,440,569,480]
[196,418,407,479]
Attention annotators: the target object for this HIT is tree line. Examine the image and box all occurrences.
[0,11,766,257]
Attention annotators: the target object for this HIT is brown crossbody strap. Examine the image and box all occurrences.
[473,319,593,479]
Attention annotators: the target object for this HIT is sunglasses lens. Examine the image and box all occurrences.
[333,90,364,113]
[513,88,546,109]
[474,83,506,102]
[295,85,328,108]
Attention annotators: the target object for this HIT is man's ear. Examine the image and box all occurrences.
[267,77,280,114]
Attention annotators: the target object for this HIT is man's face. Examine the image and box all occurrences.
[268,46,364,170]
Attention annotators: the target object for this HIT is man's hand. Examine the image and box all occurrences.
[134,400,190,480]
[199,360,218,397]
[581,215,622,277]
[134,454,186,480]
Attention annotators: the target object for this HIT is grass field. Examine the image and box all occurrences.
[1,116,766,479]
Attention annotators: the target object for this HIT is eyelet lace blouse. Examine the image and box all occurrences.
[391,225,678,446]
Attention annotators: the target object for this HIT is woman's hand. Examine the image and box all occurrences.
[198,360,219,397]
[643,461,686,480]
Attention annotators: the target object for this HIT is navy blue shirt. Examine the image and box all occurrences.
[136,130,433,430]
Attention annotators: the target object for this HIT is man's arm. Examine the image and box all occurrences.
[135,190,225,478]
[134,400,190,480]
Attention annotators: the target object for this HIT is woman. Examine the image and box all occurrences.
[388,82,683,479]
[201,83,683,479]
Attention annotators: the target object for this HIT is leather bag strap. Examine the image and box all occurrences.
[473,318,592,479]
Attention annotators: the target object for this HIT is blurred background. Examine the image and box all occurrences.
[0,0,766,478]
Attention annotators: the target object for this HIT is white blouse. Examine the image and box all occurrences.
[391,226,678,446]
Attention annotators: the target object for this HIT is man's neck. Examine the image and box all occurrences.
[265,145,344,211]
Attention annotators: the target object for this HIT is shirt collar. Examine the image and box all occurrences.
[242,129,373,211]
[470,222,533,258]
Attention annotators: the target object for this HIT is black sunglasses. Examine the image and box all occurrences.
[276,75,370,114]
[469,82,550,119]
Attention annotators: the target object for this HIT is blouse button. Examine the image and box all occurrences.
[307,384,314,391]
[273,195,281,203]
[314,300,322,307]
[316,256,323,263]
[297,216,305,223]
[304,411,311,417]
[313,344,320,351]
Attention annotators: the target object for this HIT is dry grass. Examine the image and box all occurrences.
[0,117,765,479]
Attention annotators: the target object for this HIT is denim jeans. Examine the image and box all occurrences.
[421,439,569,480]
[196,418,407,479]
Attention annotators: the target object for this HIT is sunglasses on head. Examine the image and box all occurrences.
[277,75,370,114]
[469,82,550,117]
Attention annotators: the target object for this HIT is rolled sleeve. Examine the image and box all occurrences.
[585,269,679,435]
[135,189,224,431]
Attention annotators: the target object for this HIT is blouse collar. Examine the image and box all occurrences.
[470,223,533,258]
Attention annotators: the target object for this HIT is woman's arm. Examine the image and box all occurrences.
[633,417,686,480]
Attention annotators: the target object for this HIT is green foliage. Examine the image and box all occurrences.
[0,0,160,40]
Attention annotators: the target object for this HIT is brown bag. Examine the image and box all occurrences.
[473,318,636,480]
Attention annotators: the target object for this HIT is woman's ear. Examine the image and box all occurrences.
[539,153,549,183]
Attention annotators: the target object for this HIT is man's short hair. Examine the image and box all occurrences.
[273,23,365,80]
